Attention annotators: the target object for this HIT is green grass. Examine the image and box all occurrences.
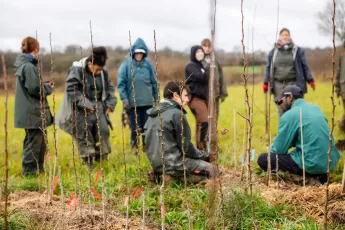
[0,82,344,229]
[223,65,265,75]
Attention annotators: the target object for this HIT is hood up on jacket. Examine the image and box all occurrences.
[131,38,149,58]
[189,45,204,63]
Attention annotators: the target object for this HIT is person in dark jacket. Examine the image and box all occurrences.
[263,28,315,117]
[144,81,213,182]
[117,38,158,149]
[185,45,209,150]
[57,47,117,165]
[201,38,228,119]
[14,37,54,176]
[336,51,345,132]
[257,86,340,184]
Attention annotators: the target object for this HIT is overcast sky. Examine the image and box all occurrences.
[0,0,332,53]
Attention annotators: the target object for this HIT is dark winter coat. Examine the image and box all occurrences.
[264,44,314,95]
[14,54,53,129]
[185,46,209,101]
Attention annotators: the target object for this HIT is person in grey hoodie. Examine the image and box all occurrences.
[263,28,315,117]
[144,81,213,182]
[14,37,54,176]
[117,38,158,149]
[57,47,117,166]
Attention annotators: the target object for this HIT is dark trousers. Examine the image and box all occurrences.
[22,129,46,176]
[257,153,327,183]
[128,106,151,148]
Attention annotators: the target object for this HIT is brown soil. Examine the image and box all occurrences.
[3,191,158,230]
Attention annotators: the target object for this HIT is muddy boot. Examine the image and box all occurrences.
[147,169,160,184]
[159,174,176,186]
[186,174,208,184]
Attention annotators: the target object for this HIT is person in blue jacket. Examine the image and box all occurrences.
[257,85,340,184]
[117,38,158,149]
[263,28,316,117]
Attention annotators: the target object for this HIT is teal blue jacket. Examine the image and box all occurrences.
[117,38,158,108]
[271,99,340,174]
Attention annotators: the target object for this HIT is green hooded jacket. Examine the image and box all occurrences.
[144,99,208,176]
[14,54,53,129]
[271,99,340,174]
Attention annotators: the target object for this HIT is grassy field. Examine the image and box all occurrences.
[0,82,344,229]
[223,65,265,75]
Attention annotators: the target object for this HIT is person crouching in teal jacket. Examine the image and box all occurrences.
[257,85,340,184]
[117,38,158,149]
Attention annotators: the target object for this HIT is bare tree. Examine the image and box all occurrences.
[317,0,345,46]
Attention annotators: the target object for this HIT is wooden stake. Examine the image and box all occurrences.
[2,54,9,230]
[325,0,336,228]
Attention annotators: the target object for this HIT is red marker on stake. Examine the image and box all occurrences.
[52,176,59,192]
[67,192,76,206]
[94,169,101,184]
[133,188,141,200]
[91,187,102,200]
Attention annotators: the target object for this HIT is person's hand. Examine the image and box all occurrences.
[88,109,95,115]
[106,108,112,116]
[309,81,316,91]
[263,83,268,93]
[49,81,55,89]
[122,99,130,111]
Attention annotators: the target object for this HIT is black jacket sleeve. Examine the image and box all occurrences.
[185,63,209,84]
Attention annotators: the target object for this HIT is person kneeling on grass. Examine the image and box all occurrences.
[144,81,214,184]
[257,85,340,184]
[57,47,117,166]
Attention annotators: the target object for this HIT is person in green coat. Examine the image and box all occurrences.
[14,37,54,176]
[57,47,117,166]
[257,85,340,183]
[144,81,213,183]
